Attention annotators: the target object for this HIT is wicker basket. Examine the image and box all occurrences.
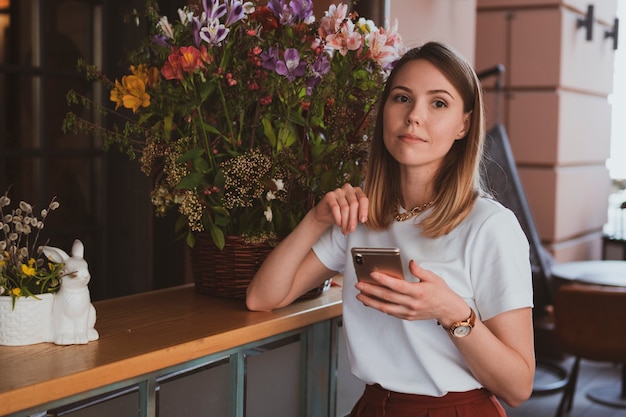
[191,234,327,300]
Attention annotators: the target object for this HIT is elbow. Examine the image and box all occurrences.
[498,381,533,408]
[245,287,279,312]
[245,292,272,312]
[502,392,531,409]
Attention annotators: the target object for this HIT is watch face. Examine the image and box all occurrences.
[453,325,471,337]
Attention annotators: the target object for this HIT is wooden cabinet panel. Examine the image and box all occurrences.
[159,362,230,417]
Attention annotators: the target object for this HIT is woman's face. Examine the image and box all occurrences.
[382,59,470,174]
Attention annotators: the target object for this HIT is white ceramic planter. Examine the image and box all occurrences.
[0,294,54,346]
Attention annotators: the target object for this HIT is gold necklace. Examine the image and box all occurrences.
[394,200,435,222]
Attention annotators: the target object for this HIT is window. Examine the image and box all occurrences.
[0,0,186,300]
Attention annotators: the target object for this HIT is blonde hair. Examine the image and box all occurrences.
[364,42,486,237]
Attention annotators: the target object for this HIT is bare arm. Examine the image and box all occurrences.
[246,184,369,311]
[355,261,535,407]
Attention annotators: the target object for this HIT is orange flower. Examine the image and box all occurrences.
[131,64,161,88]
[161,49,184,81]
[120,75,151,113]
[110,79,126,110]
[179,46,205,74]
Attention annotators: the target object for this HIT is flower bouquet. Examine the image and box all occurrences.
[0,190,64,345]
[0,190,63,308]
[63,0,404,252]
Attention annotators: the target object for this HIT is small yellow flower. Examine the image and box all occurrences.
[21,262,36,276]
[11,287,21,296]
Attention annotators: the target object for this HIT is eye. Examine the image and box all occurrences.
[432,99,447,109]
[391,93,410,103]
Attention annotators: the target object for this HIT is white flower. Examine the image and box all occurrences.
[273,178,285,191]
[157,16,174,39]
[177,7,194,26]
[266,178,285,201]
[264,206,273,222]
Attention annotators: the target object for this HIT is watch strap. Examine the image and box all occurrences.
[448,307,476,337]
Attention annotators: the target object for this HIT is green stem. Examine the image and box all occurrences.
[217,81,236,149]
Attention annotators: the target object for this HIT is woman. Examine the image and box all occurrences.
[246,42,535,416]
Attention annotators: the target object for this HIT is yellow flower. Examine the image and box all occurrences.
[11,287,21,296]
[21,260,36,276]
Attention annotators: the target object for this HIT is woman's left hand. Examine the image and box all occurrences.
[355,259,469,324]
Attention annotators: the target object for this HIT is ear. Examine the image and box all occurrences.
[43,246,69,263]
[456,111,472,139]
[71,239,84,259]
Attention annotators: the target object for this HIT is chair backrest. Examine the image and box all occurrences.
[553,284,626,362]
[482,123,555,319]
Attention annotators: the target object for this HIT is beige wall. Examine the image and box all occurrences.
[389,0,477,64]
[476,0,618,262]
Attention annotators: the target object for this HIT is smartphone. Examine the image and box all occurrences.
[351,247,404,284]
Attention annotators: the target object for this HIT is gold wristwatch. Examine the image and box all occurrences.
[448,307,476,338]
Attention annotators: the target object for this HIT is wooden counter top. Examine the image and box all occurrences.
[0,282,342,416]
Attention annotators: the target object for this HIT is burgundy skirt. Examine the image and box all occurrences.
[348,384,507,417]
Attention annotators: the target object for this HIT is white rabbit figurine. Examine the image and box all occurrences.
[43,239,99,345]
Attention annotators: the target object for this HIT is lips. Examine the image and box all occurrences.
[399,133,427,143]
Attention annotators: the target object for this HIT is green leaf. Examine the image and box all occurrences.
[174,215,188,233]
[210,224,225,250]
[277,125,296,150]
[178,147,205,162]
[261,117,277,147]
[186,231,196,248]
[194,157,210,173]
[177,172,206,189]
[200,122,221,135]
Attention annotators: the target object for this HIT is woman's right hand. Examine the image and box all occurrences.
[313,183,369,235]
[247,183,365,311]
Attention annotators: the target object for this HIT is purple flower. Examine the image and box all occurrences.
[152,34,169,47]
[275,48,307,82]
[192,17,203,46]
[200,18,229,46]
[292,0,314,22]
[311,53,331,77]
[225,0,246,26]
[306,54,331,95]
[267,0,283,18]
[203,0,227,20]
[261,46,280,71]
[267,0,314,26]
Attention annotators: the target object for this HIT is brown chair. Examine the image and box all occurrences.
[552,284,626,417]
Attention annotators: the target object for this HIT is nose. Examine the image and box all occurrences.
[406,103,422,125]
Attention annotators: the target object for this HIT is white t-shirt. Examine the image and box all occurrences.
[312,197,533,396]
